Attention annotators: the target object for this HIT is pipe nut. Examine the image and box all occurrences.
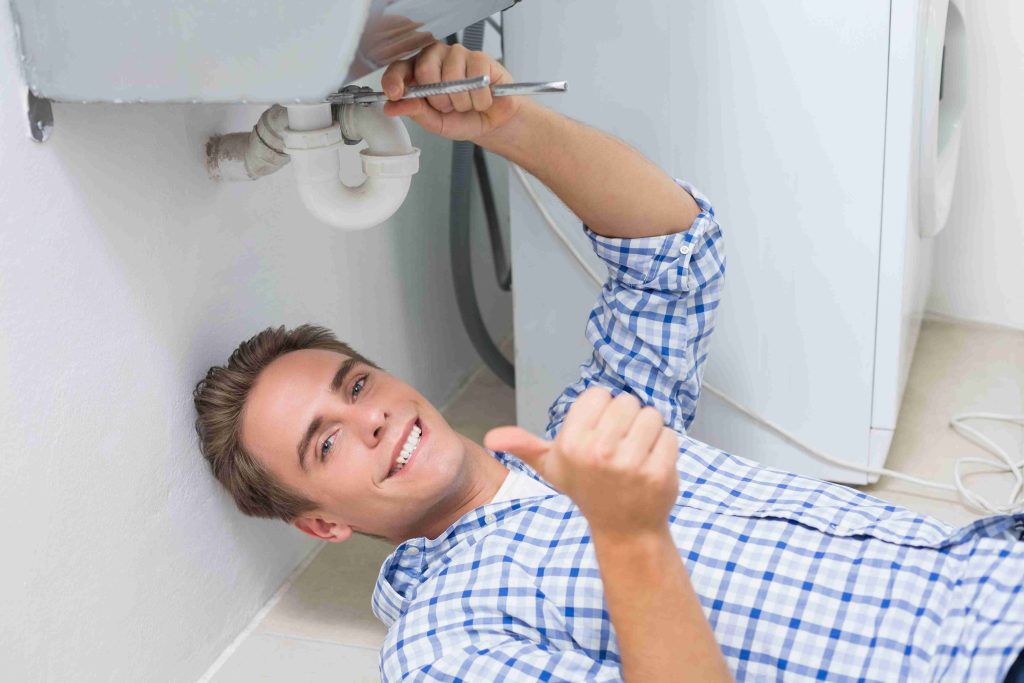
[360,149,421,178]
[283,122,343,151]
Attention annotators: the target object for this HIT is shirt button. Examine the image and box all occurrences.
[406,545,420,555]
[484,513,497,525]
[679,243,693,255]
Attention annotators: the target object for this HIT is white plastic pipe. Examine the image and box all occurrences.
[283,103,420,231]
[206,105,291,181]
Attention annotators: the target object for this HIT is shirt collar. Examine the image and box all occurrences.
[371,454,556,627]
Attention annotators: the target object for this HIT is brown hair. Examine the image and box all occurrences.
[193,324,379,521]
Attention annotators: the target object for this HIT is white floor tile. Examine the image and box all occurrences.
[209,634,379,683]
[257,534,394,649]
[856,319,1024,525]
[440,338,516,444]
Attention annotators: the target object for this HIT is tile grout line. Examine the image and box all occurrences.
[437,333,514,416]
[437,362,487,416]
[195,541,327,683]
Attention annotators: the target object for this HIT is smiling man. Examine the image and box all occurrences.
[237,339,511,543]
[194,43,1024,683]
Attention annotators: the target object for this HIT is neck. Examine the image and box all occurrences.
[400,435,508,543]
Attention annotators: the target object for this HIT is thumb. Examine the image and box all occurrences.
[484,426,551,467]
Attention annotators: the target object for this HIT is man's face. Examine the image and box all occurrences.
[241,349,473,542]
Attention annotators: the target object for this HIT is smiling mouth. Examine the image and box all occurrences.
[387,419,423,479]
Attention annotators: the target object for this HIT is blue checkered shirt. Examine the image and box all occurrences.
[373,183,1024,682]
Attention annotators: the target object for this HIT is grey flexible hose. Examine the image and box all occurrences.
[474,145,512,291]
[450,21,515,387]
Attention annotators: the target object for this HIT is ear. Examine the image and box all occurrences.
[292,516,353,543]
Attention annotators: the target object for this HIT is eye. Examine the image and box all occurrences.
[352,375,367,400]
[320,432,336,462]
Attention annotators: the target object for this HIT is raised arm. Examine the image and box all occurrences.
[381,42,700,238]
[486,387,733,682]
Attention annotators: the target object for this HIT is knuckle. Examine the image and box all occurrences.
[556,434,581,458]
[646,461,674,485]
[442,55,463,72]
[607,458,631,476]
[615,391,640,409]
[640,406,663,423]
[468,51,488,70]
[415,58,437,76]
[415,65,433,83]
[646,421,667,440]
[591,440,615,461]
[425,41,448,56]
[639,469,660,487]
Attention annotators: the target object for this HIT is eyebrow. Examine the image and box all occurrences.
[296,357,360,472]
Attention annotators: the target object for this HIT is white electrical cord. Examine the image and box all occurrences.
[511,163,1024,515]
[511,163,606,286]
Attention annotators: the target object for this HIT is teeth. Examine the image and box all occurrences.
[392,425,421,473]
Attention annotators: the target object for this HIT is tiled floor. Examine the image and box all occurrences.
[855,318,1024,525]
[208,320,1022,682]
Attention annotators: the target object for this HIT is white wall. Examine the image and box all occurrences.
[0,10,510,683]
[927,0,1024,331]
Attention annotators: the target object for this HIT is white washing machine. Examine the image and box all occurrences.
[505,0,967,483]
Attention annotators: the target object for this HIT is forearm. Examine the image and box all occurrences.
[477,101,700,239]
[591,528,732,683]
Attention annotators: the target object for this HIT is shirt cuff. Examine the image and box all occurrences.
[584,180,715,288]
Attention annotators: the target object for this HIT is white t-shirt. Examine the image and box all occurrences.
[490,468,556,504]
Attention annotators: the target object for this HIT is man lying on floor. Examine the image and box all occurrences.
[192,43,1024,682]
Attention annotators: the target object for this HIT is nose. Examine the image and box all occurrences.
[354,403,388,447]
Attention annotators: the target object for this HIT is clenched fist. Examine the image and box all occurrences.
[485,386,681,540]
[380,42,522,142]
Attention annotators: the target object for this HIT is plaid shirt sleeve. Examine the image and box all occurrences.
[544,181,725,439]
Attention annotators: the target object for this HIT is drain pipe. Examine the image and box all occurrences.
[283,103,420,231]
[206,102,419,230]
[206,105,291,181]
